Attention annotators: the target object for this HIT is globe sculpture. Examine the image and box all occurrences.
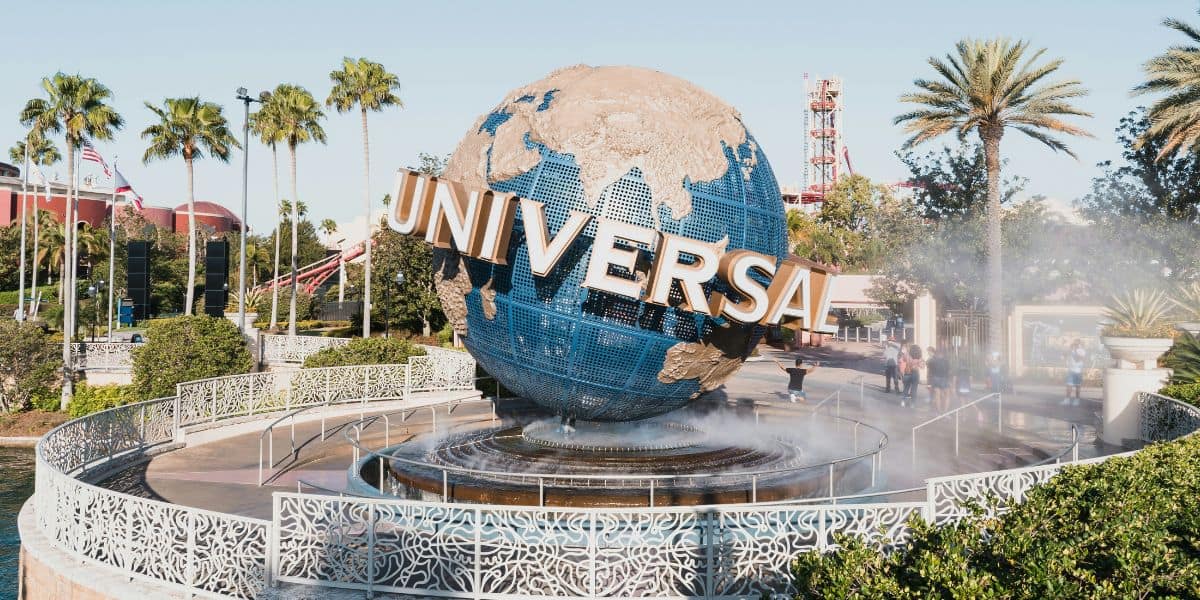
[436,65,788,422]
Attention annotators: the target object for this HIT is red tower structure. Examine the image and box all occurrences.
[800,75,848,209]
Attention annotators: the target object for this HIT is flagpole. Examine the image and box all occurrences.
[17,139,29,321]
[31,176,41,317]
[107,158,118,341]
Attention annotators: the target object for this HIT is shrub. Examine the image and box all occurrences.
[1163,332,1200,385]
[302,337,426,368]
[132,316,253,399]
[1161,382,1200,406]
[68,383,139,417]
[1101,289,1176,338]
[0,320,63,412]
[254,288,317,326]
[791,435,1200,598]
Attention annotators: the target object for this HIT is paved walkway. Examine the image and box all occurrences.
[101,342,1120,518]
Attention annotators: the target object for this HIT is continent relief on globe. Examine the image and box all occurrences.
[389,65,836,421]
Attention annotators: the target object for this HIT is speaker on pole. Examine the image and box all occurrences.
[204,240,230,318]
[126,241,152,322]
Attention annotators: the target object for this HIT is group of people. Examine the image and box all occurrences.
[883,337,961,411]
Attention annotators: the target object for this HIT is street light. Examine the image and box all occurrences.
[87,280,105,342]
[235,87,264,333]
[384,271,405,339]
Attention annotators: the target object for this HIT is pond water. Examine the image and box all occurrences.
[0,447,34,600]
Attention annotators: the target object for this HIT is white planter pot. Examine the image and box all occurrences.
[1177,322,1200,336]
[1100,336,1174,369]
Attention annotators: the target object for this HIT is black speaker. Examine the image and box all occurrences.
[126,241,151,321]
[204,240,229,317]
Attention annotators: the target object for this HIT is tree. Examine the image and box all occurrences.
[327,57,403,340]
[0,321,62,412]
[319,218,338,243]
[302,337,425,368]
[895,38,1091,354]
[371,227,443,336]
[19,72,124,408]
[131,316,252,399]
[897,143,1027,219]
[270,84,326,336]
[250,96,286,329]
[1136,8,1200,159]
[141,97,239,316]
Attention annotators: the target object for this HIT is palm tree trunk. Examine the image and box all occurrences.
[361,107,373,339]
[982,130,1004,356]
[288,144,299,336]
[184,156,197,315]
[269,146,281,330]
[60,143,75,410]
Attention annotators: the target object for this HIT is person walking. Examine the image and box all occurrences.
[882,336,901,393]
[927,346,951,413]
[901,345,925,406]
[773,356,819,403]
[1062,339,1086,406]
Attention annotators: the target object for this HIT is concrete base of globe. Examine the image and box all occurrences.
[1102,367,1169,445]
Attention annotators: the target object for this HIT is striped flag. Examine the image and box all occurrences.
[81,138,111,178]
[113,168,144,211]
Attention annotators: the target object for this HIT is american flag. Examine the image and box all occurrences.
[81,138,111,178]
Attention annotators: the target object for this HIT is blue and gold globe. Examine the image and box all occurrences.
[436,65,788,421]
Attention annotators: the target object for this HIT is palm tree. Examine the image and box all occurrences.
[1136,12,1200,159]
[141,97,239,315]
[20,72,124,408]
[37,219,66,301]
[895,38,1090,352]
[327,57,402,338]
[250,96,286,329]
[320,218,338,244]
[271,84,326,336]
[785,209,807,248]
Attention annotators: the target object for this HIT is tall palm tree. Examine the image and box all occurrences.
[895,38,1090,352]
[20,72,124,408]
[327,57,402,338]
[141,97,240,315]
[250,96,286,329]
[1136,11,1200,160]
[320,218,338,244]
[271,84,326,335]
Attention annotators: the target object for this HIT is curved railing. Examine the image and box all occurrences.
[258,333,349,365]
[33,349,1200,600]
[341,408,889,505]
[70,341,140,371]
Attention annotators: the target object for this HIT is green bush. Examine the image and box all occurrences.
[68,383,139,417]
[436,322,454,346]
[791,435,1200,599]
[1161,382,1200,406]
[1164,332,1200,385]
[302,337,426,368]
[0,320,63,412]
[132,316,253,399]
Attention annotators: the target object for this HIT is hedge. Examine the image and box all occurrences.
[302,337,426,368]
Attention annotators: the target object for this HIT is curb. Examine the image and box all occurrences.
[0,436,40,448]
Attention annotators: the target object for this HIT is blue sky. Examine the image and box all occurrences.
[0,0,1190,240]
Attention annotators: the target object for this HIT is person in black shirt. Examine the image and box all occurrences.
[773,356,819,403]
[926,346,951,412]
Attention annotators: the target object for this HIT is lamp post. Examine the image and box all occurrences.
[235,87,263,333]
[384,271,405,339]
[87,280,104,342]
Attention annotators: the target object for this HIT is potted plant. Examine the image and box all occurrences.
[1100,289,1177,368]
[225,288,263,327]
[1170,281,1200,335]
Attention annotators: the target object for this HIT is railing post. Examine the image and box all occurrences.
[997,393,1003,434]
[185,510,197,590]
[172,395,181,443]
[443,469,449,501]
[404,363,412,401]
[751,475,757,503]
[249,375,257,416]
[366,502,376,599]
[954,410,960,456]
[649,479,655,507]
[829,463,835,497]
[325,369,331,403]
[539,477,545,506]
[211,381,218,422]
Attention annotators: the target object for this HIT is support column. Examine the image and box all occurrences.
[1102,367,1168,446]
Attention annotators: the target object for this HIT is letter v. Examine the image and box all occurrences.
[521,198,591,277]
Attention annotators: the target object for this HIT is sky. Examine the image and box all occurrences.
[0,0,1190,242]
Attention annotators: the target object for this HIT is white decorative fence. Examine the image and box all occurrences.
[34,351,1200,600]
[259,334,351,365]
[70,341,140,371]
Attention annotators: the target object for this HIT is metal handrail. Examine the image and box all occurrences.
[911,392,1002,463]
[809,374,866,417]
[344,406,889,506]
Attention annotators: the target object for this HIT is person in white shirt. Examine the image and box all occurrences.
[882,337,901,393]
